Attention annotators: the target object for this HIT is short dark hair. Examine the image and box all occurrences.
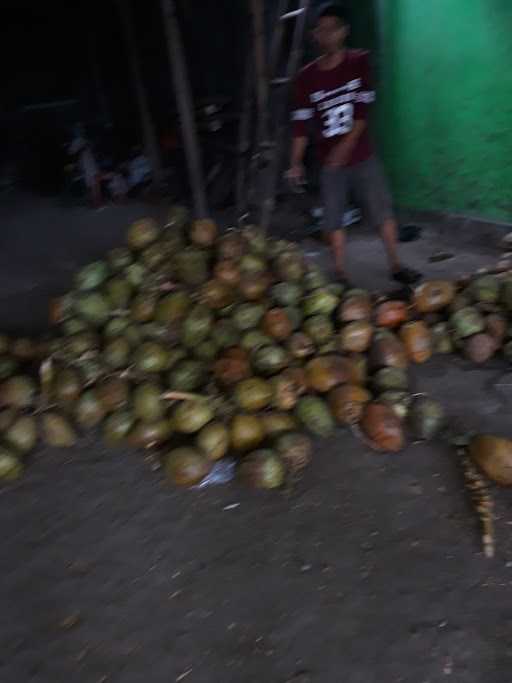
[316,3,349,25]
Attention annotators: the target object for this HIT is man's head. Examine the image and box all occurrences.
[313,4,349,55]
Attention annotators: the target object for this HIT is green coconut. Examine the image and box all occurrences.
[78,358,105,386]
[129,419,172,448]
[124,262,147,288]
[54,367,83,405]
[241,330,273,352]
[74,292,110,326]
[196,422,229,461]
[130,293,157,323]
[234,378,273,412]
[140,242,166,270]
[171,400,214,434]
[103,410,134,446]
[252,345,290,376]
[450,307,485,339]
[133,382,164,422]
[165,447,211,487]
[97,377,130,413]
[408,396,445,441]
[0,376,36,409]
[0,447,23,481]
[175,248,209,286]
[191,338,217,361]
[276,250,305,282]
[303,315,334,345]
[0,408,17,432]
[303,267,328,291]
[65,331,99,358]
[283,306,303,330]
[373,367,409,393]
[127,218,160,251]
[108,247,133,272]
[212,320,239,349]
[103,337,131,370]
[274,431,313,474]
[295,396,335,437]
[501,279,512,312]
[133,342,170,374]
[4,415,38,455]
[42,412,77,447]
[181,305,214,347]
[75,261,109,291]
[105,277,132,309]
[0,356,19,381]
[431,322,454,354]
[104,317,130,338]
[62,317,90,335]
[155,291,192,324]
[166,204,190,230]
[238,449,286,489]
[271,282,302,307]
[470,274,500,303]
[239,253,266,275]
[74,390,106,429]
[379,391,412,420]
[232,303,266,331]
[168,360,206,392]
[303,288,339,317]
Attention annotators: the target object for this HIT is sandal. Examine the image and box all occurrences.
[391,266,422,285]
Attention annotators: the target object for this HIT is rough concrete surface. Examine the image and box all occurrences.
[1,194,512,683]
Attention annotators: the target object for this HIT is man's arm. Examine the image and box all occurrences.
[287,70,313,185]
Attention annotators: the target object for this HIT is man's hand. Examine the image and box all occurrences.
[286,163,306,190]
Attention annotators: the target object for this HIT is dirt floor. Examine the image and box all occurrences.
[2,193,512,683]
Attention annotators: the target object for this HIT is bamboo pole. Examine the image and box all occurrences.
[116,0,164,188]
[235,49,254,218]
[160,0,208,219]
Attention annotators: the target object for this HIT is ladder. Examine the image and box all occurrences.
[258,0,311,232]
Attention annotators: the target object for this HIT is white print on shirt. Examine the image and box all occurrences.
[321,103,354,138]
[310,79,361,103]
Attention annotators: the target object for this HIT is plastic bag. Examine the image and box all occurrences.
[195,457,236,489]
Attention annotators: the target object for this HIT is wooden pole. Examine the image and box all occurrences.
[235,49,254,218]
[160,0,208,219]
[116,0,164,188]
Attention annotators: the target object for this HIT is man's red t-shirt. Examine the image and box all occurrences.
[292,49,375,166]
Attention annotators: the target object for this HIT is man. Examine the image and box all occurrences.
[288,4,420,286]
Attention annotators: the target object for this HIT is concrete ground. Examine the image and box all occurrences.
[1,193,512,683]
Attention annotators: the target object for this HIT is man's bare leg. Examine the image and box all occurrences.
[379,217,400,271]
[326,228,347,279]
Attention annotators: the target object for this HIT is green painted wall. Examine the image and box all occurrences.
[357,1,512,222]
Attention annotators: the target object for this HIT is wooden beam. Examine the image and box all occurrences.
[116,0,164,188]
[160,0,208,219]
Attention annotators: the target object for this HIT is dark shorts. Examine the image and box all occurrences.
[320,155,394,232]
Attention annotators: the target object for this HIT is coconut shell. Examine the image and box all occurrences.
[261,412,298,438]
[274,432,312,474]
[214,259,241,287]
[270,373,299,411]
[399,321,432,364]
[469,435,512,486]
[328,384,372,425]
[338,294,372,323]
[486,314,507,345]
[196,422,230,461]
[413,280,455,313]
[190,219,218,247]
[165,447,211,487]
[375,300,409,328]
[287,332,315,360]
[464,333,497,364]
[234,378,273,412]
[305,355,349,393]
[238,449,286,489]
[360,403,404,452]
[339,321,373,353]
[230,414,265,451]
[262,309,293,341]
[369,331,408,370]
